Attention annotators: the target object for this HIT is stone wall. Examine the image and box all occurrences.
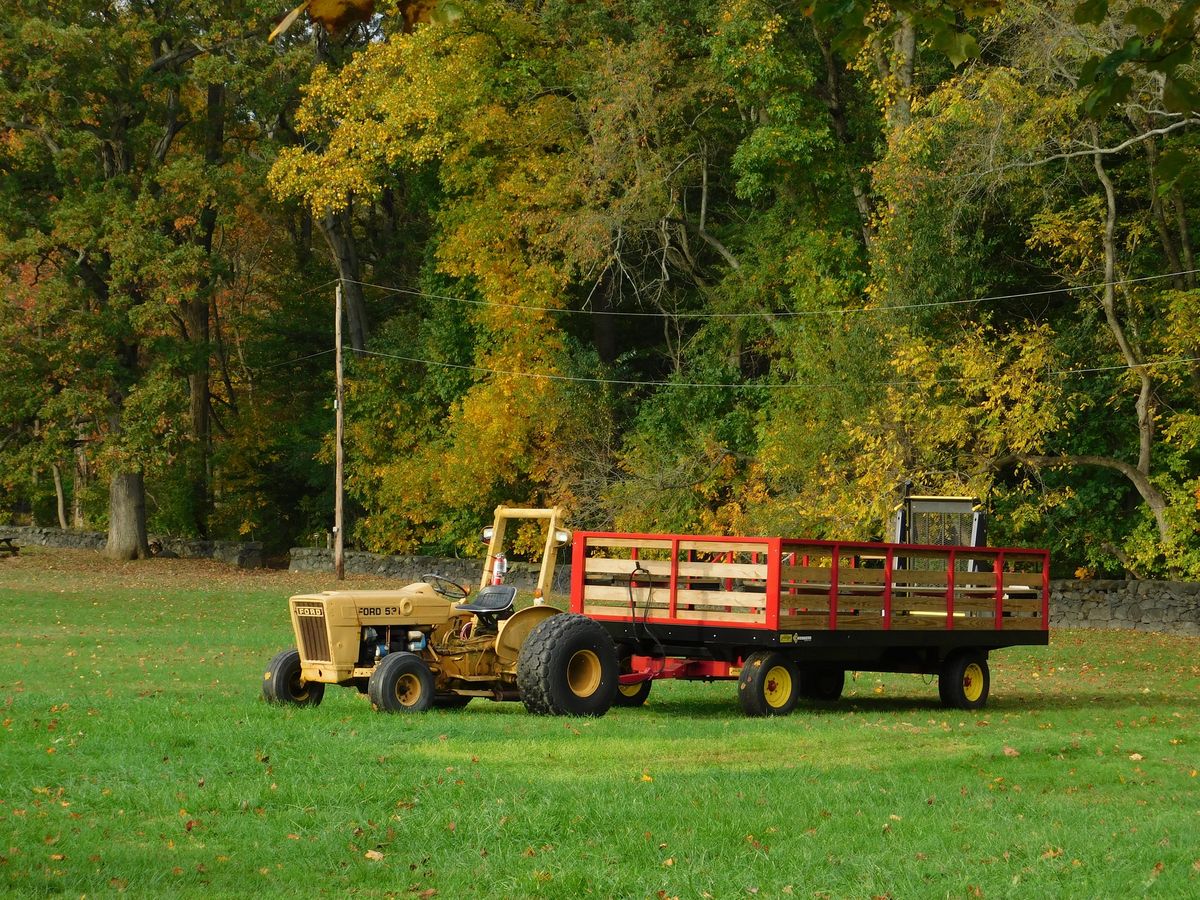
[288,547,573,595]
[1050,579,1200,636]
[1,525,264,569]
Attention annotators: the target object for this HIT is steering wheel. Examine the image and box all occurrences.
[421,573,469,600]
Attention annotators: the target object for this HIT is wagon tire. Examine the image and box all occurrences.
[738,651,800,717]
[939,650,990,710]
[802,667,845,702]
[262,648,325,707]
[368,652,435,712]
[517,614,618,717]
[613,679,652,707]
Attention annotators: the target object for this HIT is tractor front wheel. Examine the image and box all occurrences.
[262,649,325,707]
[369,652,435,713]
[517,614,618,716]
[738,651,800,717]
[939,650,990,710]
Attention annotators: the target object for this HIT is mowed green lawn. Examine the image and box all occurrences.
[1,549,1198,898]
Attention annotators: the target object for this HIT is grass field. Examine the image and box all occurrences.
[1,548,1198,898]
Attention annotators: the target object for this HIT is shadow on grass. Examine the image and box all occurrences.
[632,690,1198,720]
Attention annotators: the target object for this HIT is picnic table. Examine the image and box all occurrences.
[0,537,19,557]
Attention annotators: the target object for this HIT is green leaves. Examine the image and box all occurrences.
[1073,0,1108,27]
[1124,7,1164,37]
[931,27,979,68]
[1076,0,1200,116]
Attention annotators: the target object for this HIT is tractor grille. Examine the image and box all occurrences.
[293,601,331,662]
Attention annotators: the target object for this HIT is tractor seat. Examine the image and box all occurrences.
[456,585,517,614]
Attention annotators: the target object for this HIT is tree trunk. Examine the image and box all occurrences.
[319,202,369,351]
[52,463,68,530]
[72,442,88,528]
[592,265,617,364]
[815,26,874,251]
[106,470,149,560]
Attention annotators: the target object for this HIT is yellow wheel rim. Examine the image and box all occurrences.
[395,673,422,707]
[567,650,602,697]
[763,665,793,708]
[618,682,643,697]
[962,663,984,703]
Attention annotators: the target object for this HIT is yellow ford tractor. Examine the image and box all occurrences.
[262,507,620,716]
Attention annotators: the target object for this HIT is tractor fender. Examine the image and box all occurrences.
[494,605,561,664]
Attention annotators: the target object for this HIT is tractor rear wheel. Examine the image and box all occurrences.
[517,614,618,717]
[262,649,325,707]
[939,650,990,710]
[738,651,800,717]
[369,652,435,713]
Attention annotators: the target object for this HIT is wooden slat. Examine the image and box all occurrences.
[891,597,955,613]
[585,557,671,577]
[954,597,999,613]
[679,561,767,579]
[1001,615,1042,630]
[835,616,886,630]
[1002,573,1041,588]
[582,557,770,580]
[678,540,771,553]
[780,565,834,582]
[585,537,674,550]
[779,615,829,629]
[955,616,998,630]
[581,584,767,610]
[674,588,769,608]
[837,569,888,585]
[583,585,667,606]
[584,604,765,625]
[889,569,953,586]
[835,598,886,612]
[886,614,949,629]
[1001,599,1043,612]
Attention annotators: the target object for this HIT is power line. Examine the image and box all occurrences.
[353,346,1200,391]
[341,268,1200,320]
[252,348,335,371]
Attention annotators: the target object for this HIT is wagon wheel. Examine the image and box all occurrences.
[738,651,800,717]
[939,650,990,710]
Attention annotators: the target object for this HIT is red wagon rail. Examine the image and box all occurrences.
[571,531,1048,632]
[569,530,1050,714]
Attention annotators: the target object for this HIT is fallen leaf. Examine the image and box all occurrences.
[1040,847,1063,860]
[1129,753,1144,761]
[663,857,675,867]
[364,850,384,861]
[1003,746,1020,758]
[446,821,456,832]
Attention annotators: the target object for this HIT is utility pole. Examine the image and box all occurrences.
[334,283,345,581]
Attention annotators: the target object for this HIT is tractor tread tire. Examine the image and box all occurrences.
[262,648,325,707]
[517,614,618,717]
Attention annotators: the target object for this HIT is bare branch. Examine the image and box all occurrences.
[971,118,1200,177]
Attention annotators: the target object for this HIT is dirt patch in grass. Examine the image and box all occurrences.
[0,544,406,592]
